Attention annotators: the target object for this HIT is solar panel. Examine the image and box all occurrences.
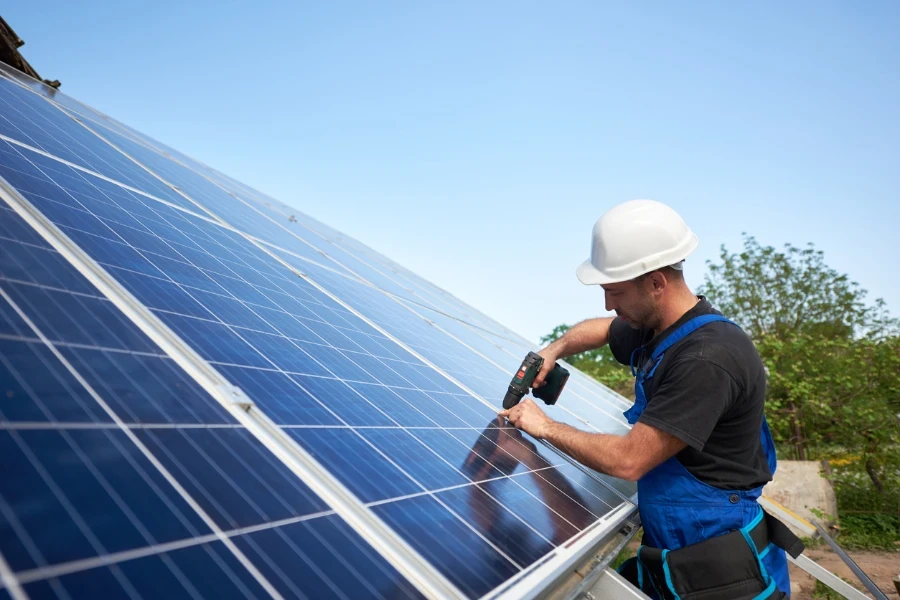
[0,64,638,599]
[0,206,422,600]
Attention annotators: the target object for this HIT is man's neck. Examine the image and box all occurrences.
[653,293,701,337]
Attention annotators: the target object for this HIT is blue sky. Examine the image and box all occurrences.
[7,2,899,343]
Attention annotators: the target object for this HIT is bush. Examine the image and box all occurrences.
[830,461,900,551]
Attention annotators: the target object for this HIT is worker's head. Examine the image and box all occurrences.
[599,264,686,329]
[576,200,697,329]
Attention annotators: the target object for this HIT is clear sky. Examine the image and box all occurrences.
[7,2,899,343]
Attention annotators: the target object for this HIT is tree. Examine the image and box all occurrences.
[700,235,899,492]
[700,235,894,341]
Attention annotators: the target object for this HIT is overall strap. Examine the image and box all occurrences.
[650,314,737,361]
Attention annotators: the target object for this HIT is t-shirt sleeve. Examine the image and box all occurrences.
[637,356,740,451]
[608,317,645,366]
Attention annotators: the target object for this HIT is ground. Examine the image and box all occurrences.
[788,548,899,599]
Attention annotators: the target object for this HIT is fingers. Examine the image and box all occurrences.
[532,361,554,388]
[498,409,510,417]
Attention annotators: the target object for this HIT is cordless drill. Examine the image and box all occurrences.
[502,351,570,410]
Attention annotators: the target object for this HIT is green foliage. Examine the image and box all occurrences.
[609,545,635,571]
[699,234,895,340]
[813,580,846,599]
[830,462,900,551]
[835,513,900,551]
[700,235,899,494]
[541,325,633,397]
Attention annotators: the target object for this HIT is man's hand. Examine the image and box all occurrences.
[532,347,561,388]
[499,398,553,439]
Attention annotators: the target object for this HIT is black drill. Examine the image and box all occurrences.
[502,351,570,410]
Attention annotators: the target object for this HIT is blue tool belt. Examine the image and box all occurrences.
[619,510,804,600]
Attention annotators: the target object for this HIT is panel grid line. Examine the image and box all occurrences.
[10,511,334,587]
[0,175,467,599]
[0,283,285,600]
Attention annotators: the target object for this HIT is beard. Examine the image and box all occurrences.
[617,301,658,330]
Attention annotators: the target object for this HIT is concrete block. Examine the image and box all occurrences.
[763,460,838,535]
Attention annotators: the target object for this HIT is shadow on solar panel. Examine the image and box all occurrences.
[0,60,636,599]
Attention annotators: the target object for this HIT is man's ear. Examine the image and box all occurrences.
[648,270,668,291]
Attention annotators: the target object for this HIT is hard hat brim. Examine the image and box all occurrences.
[576,258,626,286]
[575,230,698,286]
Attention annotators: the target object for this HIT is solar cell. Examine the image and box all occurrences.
[0,67,638,598]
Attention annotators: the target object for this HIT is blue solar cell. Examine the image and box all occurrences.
[342,352,416,387]
[238,305,318,341]
[372,495,519,598]
[234,329,334,376]
[436,484,555,568]
[385,388,479,427]
[234,515,423,600]
[107,267,218,320]
[0,296,31,337]
[407,429,505,482]
[553,460,638,503]
[287,428,421,503]
[0,116,193,212]
[358,429,470,491]
[290,375,395,426]
[219,366,341,426]
[0,206,50,247]
[134,428,329,529]
[156,312,269,367]
[67,123,342,267]
[58,346,234,424]
[345,383,437,427]
[477,477,584,544]
[444,392,503,424]
[0,281,158,353]
[0,339,111,423]
[0,428,211,572]
[1,233,100,296]
[22,540,270,600]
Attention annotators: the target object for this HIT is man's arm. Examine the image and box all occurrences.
[500,399,686,481]
[535,317,615,387]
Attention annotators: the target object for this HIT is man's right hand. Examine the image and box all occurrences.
[532,346,562,388]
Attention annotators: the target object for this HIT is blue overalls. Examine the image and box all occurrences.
[622,314,790,598]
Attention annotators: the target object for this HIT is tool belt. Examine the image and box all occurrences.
[618,510,804,600]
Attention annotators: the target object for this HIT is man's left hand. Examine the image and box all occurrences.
[499,398,553,439]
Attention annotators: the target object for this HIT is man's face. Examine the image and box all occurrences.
[601,277,659,330]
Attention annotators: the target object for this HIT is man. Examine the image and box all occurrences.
[500,199,802,599]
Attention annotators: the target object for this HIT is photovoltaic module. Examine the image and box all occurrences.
[0,62,637,599]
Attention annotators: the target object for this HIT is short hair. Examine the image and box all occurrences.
[635,264,684,284]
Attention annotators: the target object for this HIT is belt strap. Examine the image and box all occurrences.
[634,510,801,600]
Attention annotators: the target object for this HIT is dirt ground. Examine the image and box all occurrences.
[788,548,898,599]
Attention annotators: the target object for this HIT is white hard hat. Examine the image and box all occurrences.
[576,199,698,285]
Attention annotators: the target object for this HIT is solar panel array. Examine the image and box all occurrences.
[0,62,637,600]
